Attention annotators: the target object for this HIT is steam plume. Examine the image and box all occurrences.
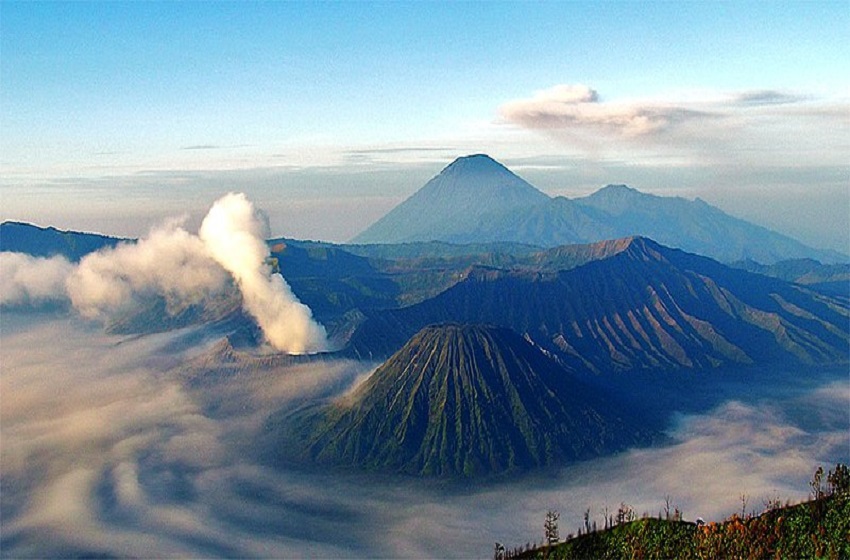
[199,193,328,354]
[66,222,228,319]
[2,193,328,354]
[0,252,73,306]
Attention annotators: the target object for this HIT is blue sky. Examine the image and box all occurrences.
[1,1,848,251]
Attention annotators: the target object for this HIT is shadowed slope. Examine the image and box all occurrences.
[345,238,850,371]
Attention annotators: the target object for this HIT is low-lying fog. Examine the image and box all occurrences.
[2,312,847,558]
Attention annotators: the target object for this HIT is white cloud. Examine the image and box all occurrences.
[499,84,717,138]
[498,85,850,166]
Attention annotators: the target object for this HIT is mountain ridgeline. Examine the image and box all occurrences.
[353,155,845,264]
[0,221,124,261]
[343,237,850,371]
[287,324,656,477]
[4,221,847,375]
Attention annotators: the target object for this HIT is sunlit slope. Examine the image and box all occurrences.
[299,324,655,476]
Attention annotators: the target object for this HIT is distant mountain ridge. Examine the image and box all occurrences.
[343,236,850,370]
[285,323,656,477]
[353,155,845,264]
[0,221,124,261]
[730,258,850,299]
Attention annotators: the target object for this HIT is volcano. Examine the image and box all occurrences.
[294,323,655,477]
[352,154,549,245]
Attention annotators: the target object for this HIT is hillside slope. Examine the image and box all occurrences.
[0,221,124,261]
[289,324,656,476]
[513,492,849,560]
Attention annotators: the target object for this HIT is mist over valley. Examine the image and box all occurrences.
[1,311,846,557]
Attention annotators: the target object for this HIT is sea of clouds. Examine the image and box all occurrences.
[1,310,846,558]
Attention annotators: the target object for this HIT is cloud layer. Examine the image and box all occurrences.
[1,313,846,558]
[500,84,712,137]
[0,315,370,556]
[498,84,849,164]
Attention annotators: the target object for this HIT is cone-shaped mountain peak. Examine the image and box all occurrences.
[437,153,516,177]
[351,155,842,262]
[413,154,547,204]
[298,323,654,477]
[352,155,549,244]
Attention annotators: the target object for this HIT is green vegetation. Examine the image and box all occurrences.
[289,324,655,477]
[505,464,850,560]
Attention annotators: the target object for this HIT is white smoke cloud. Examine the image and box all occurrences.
[0,252,74,306]
[199,192,328,354]
[2,193,328,354]
[66,222,229,319]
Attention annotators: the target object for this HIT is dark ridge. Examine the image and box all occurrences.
[1,221,125,262]
[344,238,850,370]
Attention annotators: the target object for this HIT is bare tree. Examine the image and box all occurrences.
[827,463,849,496]
[763,492,782,512]
[544,510,560,546]
[617,502,635,525]
[810,466,825,500]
